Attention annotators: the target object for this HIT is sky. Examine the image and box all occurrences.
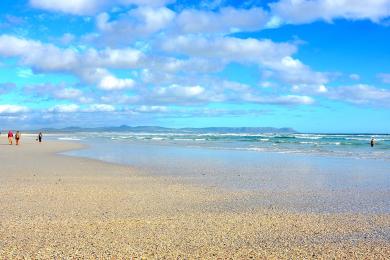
[0,0,389,133]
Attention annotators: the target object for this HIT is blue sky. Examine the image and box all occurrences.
[0,0,389,132]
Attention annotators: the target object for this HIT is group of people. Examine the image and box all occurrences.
[5,131,43,145]
[7,130,21,145]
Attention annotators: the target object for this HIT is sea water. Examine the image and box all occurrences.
[56,132,390,160]
[56,132,390,213]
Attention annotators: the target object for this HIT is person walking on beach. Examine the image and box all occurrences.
[38,132,43,143]
[7,130,13,145]
[15,131,21,145]
[371,137,375,147]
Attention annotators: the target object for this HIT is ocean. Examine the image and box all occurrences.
[53,131,390,212]
[54,132,390,160]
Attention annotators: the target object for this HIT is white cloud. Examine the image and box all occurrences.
[275,95,315,105]
[0,35,143,72]
[30,0,103,15]
[270,0,390,25]
[135,105,168,113]
[292,84,328,94]
[264,56,329,85]
[84,48,144,68]
[0,35,78,73]
[154,84,205,98]
[30,0,175,15]
[161,36,327,86]
[175,7,268,34]
[98,75,135,90]
[242,93,315,105]
[0,105,29,114]
[86,104,115,112]
[160,36,296,64]
[0,35,141,90]
[95,7,175,44]
[326,84,390,106]
[49,104,80,113]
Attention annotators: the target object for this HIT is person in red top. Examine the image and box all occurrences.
[8,130,13,145]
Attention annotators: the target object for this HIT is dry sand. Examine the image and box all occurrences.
[0,136,389,259]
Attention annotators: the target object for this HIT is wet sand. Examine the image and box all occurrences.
[0,136,389,258]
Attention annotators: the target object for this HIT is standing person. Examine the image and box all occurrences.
[15,131,21,145]
[7,130,13,145]
[38,132,43,143]
[370,137,375,147]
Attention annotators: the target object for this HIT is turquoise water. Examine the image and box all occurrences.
[55,132,390,160]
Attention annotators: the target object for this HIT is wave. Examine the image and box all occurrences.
[58,137,82,141]
[56,132,390,160]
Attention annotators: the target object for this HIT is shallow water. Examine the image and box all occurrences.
[55,133,390,213]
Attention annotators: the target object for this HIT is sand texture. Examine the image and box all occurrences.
[0,137,389,259]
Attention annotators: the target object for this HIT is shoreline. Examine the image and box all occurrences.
[62,137,390,215]
[41,131,390,162]
[0,137,389,258]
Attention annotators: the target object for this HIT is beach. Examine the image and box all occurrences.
[0,136,389,258]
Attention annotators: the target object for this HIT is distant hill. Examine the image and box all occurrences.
[36,125,297,134]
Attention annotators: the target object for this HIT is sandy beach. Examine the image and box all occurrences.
[0,136,389,259]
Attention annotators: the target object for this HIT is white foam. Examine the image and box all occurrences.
[58,137,82,141]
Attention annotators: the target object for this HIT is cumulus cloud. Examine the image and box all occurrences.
[98,75,135,90]
[161,35,328,86]
[0,35,78,73]
[30,0,175,15]
[84,48,144,68]
[94,7,175,45]
[326,84,390,106]
[0,34,144,71]
[139,58,225,85]
[174,7,268,34]
[30,0,104,15]
[160,36,296,63]
[264,56,329,86]
[0,105,29,114]
[0,35,139,90]
[270,0,390,25]
[128,76,316,106]
[146,84,212,104]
